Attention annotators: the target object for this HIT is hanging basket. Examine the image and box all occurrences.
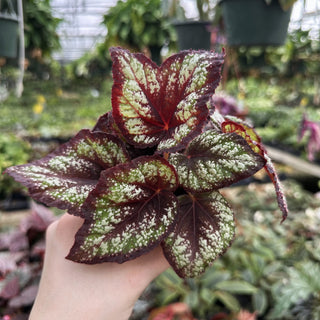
[0,13,19,58]
[221,0,292,46]
[173,21,211,51]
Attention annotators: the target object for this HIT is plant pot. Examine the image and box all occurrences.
[0,192,30,211]
[0,13,19,58]
[174,21,211,50]
[221,0,292,46]
[149,45,162,66]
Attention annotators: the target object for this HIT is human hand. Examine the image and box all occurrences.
[29,213,170,320]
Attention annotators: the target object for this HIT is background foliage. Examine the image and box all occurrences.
[1,1,320,318]
[24,0,62,57]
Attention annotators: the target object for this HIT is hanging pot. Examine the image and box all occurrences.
[221,0,292,46]
[0,13,19,58]
[149,45,162,66]
[173,20,211,51]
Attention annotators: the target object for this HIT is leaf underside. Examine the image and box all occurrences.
[111,47,224,152]
[169,130,266,193]
[67,156,179,263]
[4,130,130,216]
[162,191,235,278]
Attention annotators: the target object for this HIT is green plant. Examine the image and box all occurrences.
[233,29,320,78]
[223,77,320,162]
[0,134,31,197]
[155,265,258,318]
[269,261,320,319]
[5,47,287,279]
[0,74,112,139]
[101,0,176,64]
[68,46,112,80]
[24,0,62,57]
[267,29,320,77]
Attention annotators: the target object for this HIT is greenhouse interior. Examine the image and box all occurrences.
[0,0,320,319]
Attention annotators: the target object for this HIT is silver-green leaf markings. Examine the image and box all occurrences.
[5,130,130,216]
[111,47,224,152]
[67,156,179,263]
[162,191,235,278]
[168,130,266,193]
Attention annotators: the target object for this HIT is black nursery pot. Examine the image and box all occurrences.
[0,192,30,211]
[221,0,292,46]
[0,14,19,58]
[174,20,211,50]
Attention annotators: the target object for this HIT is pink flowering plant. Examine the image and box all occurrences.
[4,48,288,278]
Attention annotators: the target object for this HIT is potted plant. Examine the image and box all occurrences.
[23,0,61,58]
[101,0,175,65]
[0,0,19,58]
[5,47,288,278]
[163,0,220,51]
[220,0,298,46]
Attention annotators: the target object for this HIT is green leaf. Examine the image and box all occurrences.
[201,269,231,287]
[200,288,216,305]
[253,289,268,315]
[215,280,257,294]
[214,291,240,312]
[184,291,200,310]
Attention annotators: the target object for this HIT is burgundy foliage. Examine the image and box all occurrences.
[299,114,320,162]
[0,203,56,318]
[4,47,288,278]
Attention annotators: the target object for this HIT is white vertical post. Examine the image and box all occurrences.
[16,0,24,97]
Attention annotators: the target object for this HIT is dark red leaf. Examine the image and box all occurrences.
[0,231,28,253]
[20,201,56,232]
[67,156,179,263]
[162,191,235,278]
[110,47,224,152]
[5,130,130,216]
[93,111,125,140]
[92,111,113,132]
[0,276,20,299]
[9,284,38,308]
[169,130,266,193]
[0,253,25,275]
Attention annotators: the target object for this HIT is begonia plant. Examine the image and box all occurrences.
[4,47,288,278]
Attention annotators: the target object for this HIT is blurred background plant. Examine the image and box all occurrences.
[0,135,31,207]
[1,0,320,318]
[100,0,176,64]
[24,0,61,58]
[0,202,57,319]
[232,28,320,80]
[23,0,62,79]
[1,0,62,80]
